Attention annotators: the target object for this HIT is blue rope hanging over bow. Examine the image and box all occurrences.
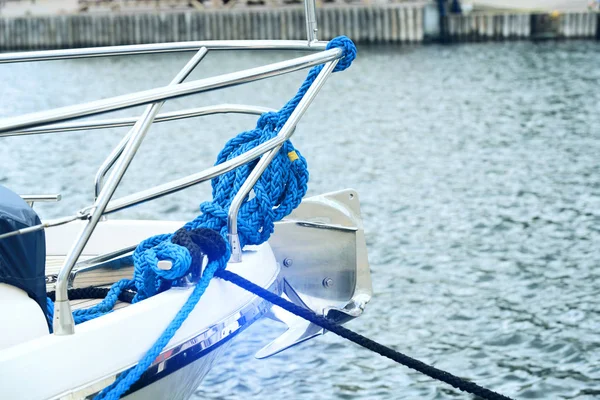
[50,36,357,400]
[129,35,356,303]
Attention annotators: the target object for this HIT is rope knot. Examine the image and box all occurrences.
[326,35,357,72]
[257,111,280,131]
[172,228,228,264]
[147,241,191,280]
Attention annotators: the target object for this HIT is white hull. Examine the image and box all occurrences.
[123,341,230,400]
[0,220,279,400]
[0,189,371,399]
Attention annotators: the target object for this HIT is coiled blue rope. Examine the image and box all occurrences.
[47,35,356,399]
[124,35,356,305]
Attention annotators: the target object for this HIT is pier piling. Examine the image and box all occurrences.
[0,3,599,50]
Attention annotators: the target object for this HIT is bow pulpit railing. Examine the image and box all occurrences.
[0,0,358,337]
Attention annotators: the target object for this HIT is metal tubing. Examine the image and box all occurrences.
[94,47,209,199]
[227,60,338,262]
[0,106,275,241]
[4,105,273,137]
[304,0,319,43]
[104,131,292,214]
[0,49,342,134]
[0,214,82,241]
[227,143,283,262]
[21,194,62,208]
[0,40,329,64]
[94,132,133,201]
[73,244,137,270]
[53,50,207,336]
[4,123,299,237]
[20,194,62,202]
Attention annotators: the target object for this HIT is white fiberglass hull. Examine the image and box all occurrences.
[0,220,280,400]
[123,341,230,400]
[1,189,372,399]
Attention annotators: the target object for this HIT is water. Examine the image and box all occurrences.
[2,40,600,399]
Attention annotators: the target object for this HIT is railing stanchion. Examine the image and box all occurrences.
[228,59,338,262]
[304,0,319,43]
[94,47,209,200]
[52,49,208,335]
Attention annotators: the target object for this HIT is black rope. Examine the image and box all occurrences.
[172,227,228,264]
[215,269,514,400]
[47,287,135,303]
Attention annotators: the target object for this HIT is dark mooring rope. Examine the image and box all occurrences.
[215,269,514,400]
[47,287,135,303]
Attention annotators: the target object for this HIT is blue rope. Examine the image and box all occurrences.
[94,254,229,400]
[46,36,356,399]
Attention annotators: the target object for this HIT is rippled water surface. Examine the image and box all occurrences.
[2,41,600,399]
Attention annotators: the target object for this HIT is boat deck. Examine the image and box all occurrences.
[46,255,133,311]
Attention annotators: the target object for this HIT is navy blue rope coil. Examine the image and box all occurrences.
[215,269,515,400]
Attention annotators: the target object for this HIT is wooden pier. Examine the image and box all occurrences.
[0,2,599,50]
[444,11,598,41]
[0,4,426,50]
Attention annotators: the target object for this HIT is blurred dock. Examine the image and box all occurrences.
[0,1,598,49]
[445,11,598,41]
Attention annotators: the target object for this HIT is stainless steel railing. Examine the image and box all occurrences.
[0,0,331,335]
[0,40,327,64]
[2,105,274,136]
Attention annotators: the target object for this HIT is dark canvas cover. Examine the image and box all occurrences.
[0,185,46,315]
